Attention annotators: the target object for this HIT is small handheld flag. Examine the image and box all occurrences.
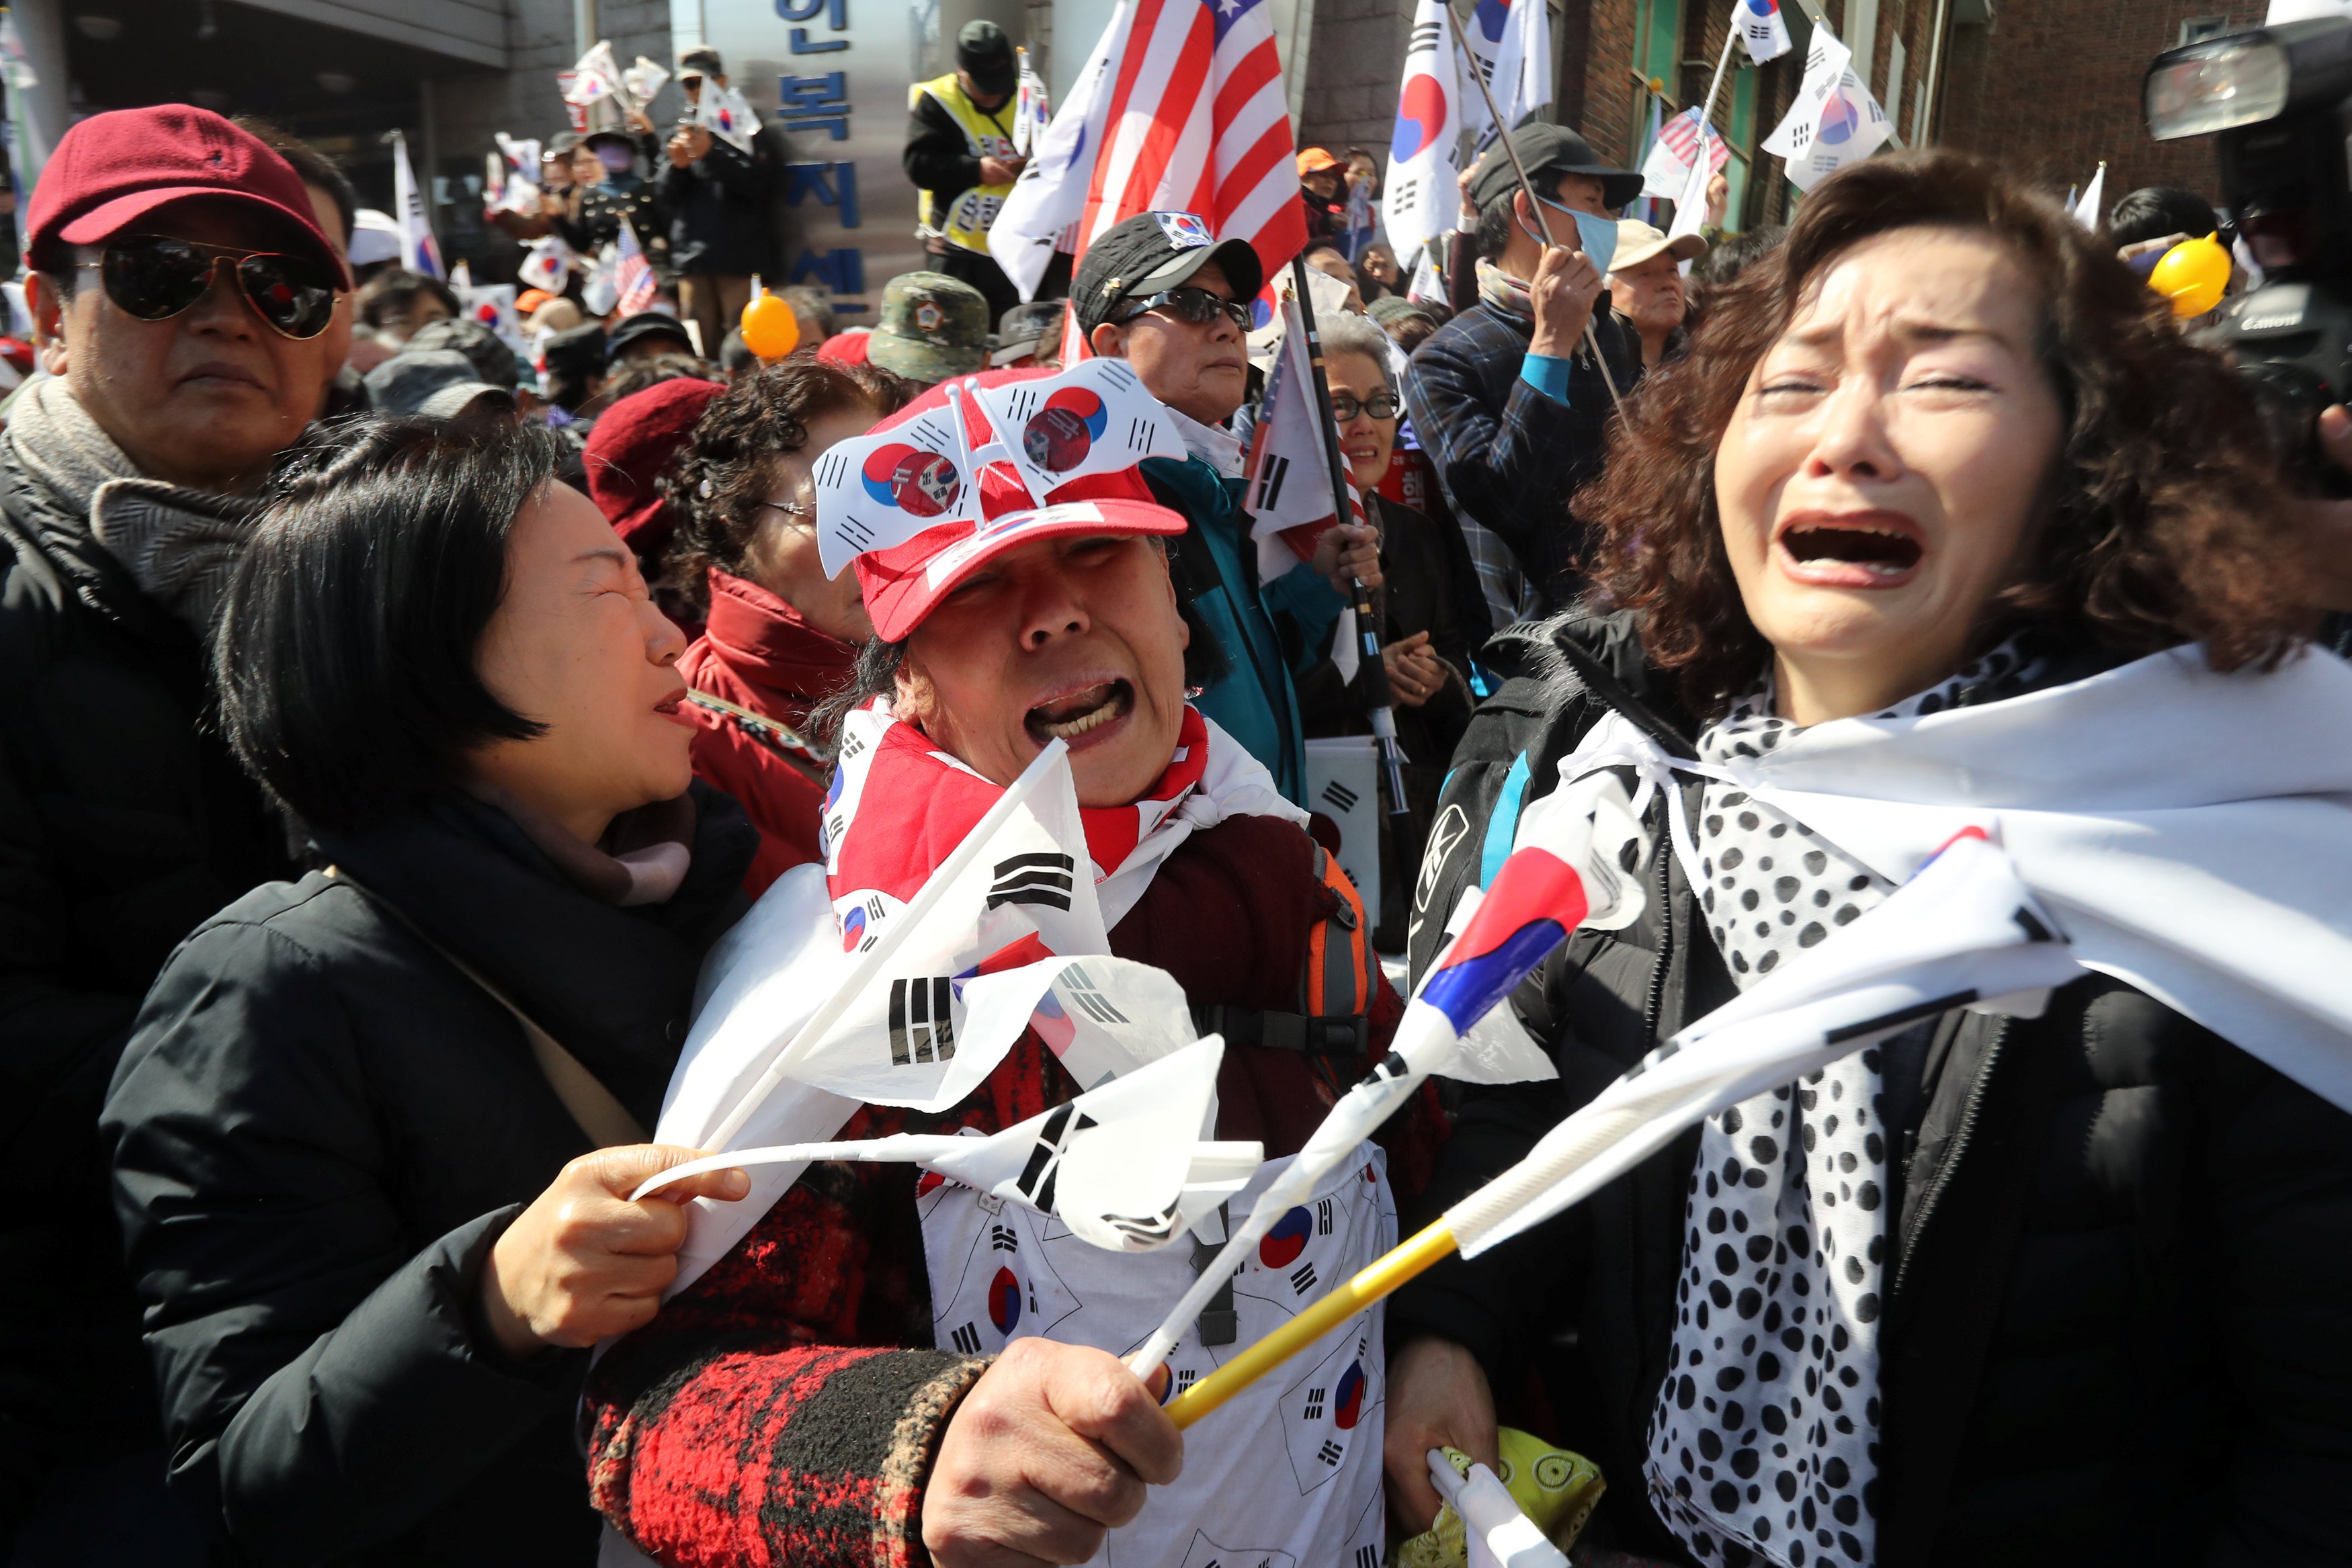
[1127,773,1648,1381]
[1737,0,1792,65]
[1160,832,2080,1430]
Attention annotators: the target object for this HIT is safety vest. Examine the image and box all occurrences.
[911,72,1017,253]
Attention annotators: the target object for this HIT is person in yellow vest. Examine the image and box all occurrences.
[903,19,1026,326]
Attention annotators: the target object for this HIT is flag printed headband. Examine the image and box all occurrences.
[812,359,1192,640]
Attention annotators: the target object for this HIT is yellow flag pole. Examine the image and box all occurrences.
[1167,1219,1460,1429]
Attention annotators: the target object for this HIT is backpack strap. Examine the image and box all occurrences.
[324,867,650,1149]
[1188,844,1376,1068]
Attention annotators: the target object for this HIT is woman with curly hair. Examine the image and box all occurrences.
[663,356,917,890]
[1383,151,2352,1567]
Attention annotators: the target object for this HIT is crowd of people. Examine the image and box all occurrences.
[5,42,2352,1568]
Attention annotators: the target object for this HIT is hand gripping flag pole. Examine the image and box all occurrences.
[1443,5,1624,416]
[1127,773,1650,1379]
[1288,253,1412,818]
[702,738,1070,1151]
[1163,830,2083,1428]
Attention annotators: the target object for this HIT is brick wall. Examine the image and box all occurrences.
[1297,0,1417,155]
[1935,3,2265,207]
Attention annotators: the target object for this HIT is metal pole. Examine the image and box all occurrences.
[1445,3,1623,414]
[1288,255,1411,818]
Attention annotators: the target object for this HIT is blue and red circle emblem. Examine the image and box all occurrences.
[1333,1361,1366,1430]
[1472,0,1509,42]
[988,1266,1023,1334]
[1743,0,1779,14]
[1023,388,1108,473]
[1391,74,1450,164]
[1259,1206,1312,1269]
[1818,89,1861,146]
[839,904,867,950]
[862,443,961,516]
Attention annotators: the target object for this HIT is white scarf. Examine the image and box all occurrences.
[1558,643,2352,1117]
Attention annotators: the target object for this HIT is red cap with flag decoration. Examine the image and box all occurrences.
[814,360,1192,641]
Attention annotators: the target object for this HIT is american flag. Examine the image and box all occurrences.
[1073,0,1306,302]
[1658,106,1732,178]
[612,221,658,319]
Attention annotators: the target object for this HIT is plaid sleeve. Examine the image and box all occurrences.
[1403,315,1618,614]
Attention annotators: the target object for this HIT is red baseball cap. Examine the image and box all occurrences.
[840,369,1186,642]
[26,105,353,288]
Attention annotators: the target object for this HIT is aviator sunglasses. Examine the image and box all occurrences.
[84,234,339,341]
[1118,285,1253,334]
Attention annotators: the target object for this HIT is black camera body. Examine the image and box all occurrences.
[2150,17,2352,492]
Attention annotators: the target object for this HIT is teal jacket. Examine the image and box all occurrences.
[1142,453,1342,806]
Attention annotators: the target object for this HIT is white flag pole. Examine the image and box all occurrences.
[1443,3,1623,414]
[703,738,1071,1150]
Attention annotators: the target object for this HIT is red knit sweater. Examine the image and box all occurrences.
[585,812,1438,1565]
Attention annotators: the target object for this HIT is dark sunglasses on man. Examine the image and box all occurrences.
[83,234,339,341]
[1118,285,1253,334]
[1329,391,1400,422]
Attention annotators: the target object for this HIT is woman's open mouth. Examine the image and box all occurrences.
[1775,515,1925,588]
[654,691,698,730]
[1025,679,1133,744]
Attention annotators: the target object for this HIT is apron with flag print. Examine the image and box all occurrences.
[922,1144,1396,1568]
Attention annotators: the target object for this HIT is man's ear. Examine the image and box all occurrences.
[1089,320,1127,361]
[26,271,69,378]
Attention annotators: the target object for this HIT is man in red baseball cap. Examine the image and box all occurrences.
[0,105,349,1559]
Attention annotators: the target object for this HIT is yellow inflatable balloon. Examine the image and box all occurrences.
[2151,234,2230,320]
[741,291,801,359]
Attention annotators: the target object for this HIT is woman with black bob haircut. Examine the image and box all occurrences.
[103,415,759,1566]
[1386,150,2352,1565]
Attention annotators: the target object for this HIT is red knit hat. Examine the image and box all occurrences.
[582,376,725,554]
[26,104,351,287]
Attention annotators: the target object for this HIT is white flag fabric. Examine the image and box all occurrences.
[2072,161,2107,230]
[1242,296,1344,535]
[456,281,527,355]
[1736,0,1794,64]
[1760,24,1892,191]
[989,1,1127,302]
[486,134,542,218]
[388,130,441,277]
[621,55,669,108]
[1447,832,2083,1257]
[694,83,762,153]
[1012,46,1050,157]
[810,400,982,577]
[0,11,37,89]
[1464,0,1552,152]
[962,357,1189,503]
[1382,0,1470,277]
[580,244,620,316]
[1551,644,2352,1115]
[564,41,624,107]
[640,1037,1252,1253]
[518,234,574,294]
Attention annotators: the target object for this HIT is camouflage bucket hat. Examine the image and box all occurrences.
[867,271,991,383]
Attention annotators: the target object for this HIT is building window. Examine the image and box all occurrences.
[2179,16,2234,46]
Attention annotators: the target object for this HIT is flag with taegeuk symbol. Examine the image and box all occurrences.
[1760,23,1890,192]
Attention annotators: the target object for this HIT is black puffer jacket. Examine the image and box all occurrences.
[0,451,292,1520]
[103,785,753,1566]
[1392,610,2352,1567]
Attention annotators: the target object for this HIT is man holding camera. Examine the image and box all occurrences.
[662,48,780,361]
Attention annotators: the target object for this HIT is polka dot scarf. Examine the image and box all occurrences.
[1644,638,2045,1568]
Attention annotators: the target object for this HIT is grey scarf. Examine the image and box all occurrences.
[6,375,262,636]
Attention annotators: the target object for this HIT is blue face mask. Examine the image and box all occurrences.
[1519,193,1620,275]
